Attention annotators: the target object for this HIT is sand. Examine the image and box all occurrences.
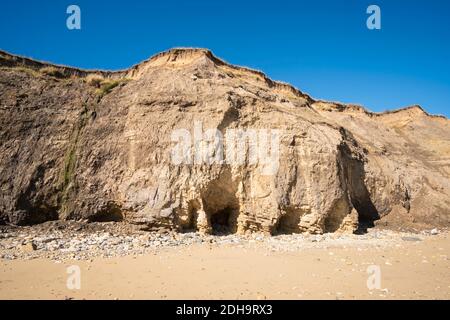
[1,231,449,300]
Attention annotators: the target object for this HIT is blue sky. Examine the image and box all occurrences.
[1,0,449,117]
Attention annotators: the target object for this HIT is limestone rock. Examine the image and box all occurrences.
[20,242,37,252]
[0,48,449,234]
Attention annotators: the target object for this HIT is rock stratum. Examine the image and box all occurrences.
[0,48,449,234]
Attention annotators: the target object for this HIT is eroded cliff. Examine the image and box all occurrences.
[1,48,449,234]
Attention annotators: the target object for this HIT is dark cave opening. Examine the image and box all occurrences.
[353,198,380,234]
[201,169,240,235]
[210,206,236,235]
[88,203,124,222]
[338,139,380,235]
[273,208,302,235]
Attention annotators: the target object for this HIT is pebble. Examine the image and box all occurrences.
[430,229,439,235]
[0,222,441,261]
[401,236,422,242]
[21,242,37,252]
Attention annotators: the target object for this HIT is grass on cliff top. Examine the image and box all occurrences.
[96,80,120,97]
[1,65,67,79]
[85,75,130,101]
[0,66,41,77]
[1,65,130,100]
[40,66,65,78]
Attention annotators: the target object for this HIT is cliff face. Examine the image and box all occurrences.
[0,48,449,233]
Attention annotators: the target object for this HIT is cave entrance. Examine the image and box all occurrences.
[210,206,237,235]
[201,169,240,235]
[353,199,379,234]
[89,203,124,222]
[273,207,302,235]
[338,143,380,234]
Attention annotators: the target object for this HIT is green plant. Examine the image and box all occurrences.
[59,105,89,208]
[40,66,65,78]
[85,74,104,87]
[0,66,40,77]
[95,79,130,101]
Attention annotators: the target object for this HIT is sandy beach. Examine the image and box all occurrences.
[1,227,449,300]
